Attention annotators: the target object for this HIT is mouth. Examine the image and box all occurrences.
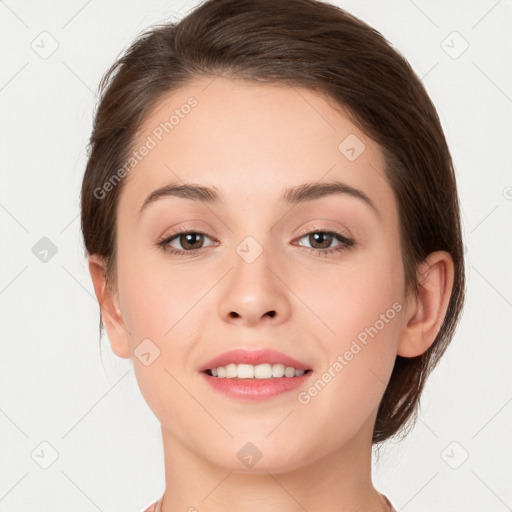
[198,348,313,400]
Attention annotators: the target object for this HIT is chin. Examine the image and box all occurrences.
[197,436,314,475]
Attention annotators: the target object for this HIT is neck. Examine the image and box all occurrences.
[158,415,389,512]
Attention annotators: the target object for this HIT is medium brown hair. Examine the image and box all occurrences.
[80,0,465,443]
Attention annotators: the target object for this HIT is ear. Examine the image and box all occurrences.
[88,254,131,359]
[397,251,455,358]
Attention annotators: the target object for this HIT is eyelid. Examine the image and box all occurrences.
[158,221,214,239]
[158,226,217,245]
[295,222,353,240]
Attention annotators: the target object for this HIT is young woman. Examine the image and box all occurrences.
[80,0,465,510]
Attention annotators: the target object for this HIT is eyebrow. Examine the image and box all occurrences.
[138,180,380,218]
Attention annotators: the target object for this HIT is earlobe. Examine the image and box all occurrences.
[87,254,132,359]
[397,251,455,358]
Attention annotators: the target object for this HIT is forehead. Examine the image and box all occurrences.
[119,76,394,220]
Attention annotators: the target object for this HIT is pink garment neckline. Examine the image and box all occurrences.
[144,493,396,512]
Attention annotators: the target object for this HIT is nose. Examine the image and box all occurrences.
[218,243,291,327]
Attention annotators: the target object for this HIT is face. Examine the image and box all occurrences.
[108,76,408,472]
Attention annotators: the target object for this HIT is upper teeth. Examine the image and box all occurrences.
[210,363,306,379]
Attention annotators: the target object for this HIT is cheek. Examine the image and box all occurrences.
[116,254,206,423]
[294,245,404,341]
[116,243,207,342]
[291,245,404,411]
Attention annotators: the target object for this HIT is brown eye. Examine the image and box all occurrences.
[295,230,355,256]
[158,231,215,254]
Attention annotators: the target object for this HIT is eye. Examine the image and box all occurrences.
[294,230,355,256]
[157,230,216,255]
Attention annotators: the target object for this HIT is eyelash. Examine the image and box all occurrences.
[156,227,355,258]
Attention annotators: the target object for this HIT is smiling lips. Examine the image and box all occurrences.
[199,348,313,400]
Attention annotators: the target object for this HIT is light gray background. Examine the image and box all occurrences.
[1,1,511,511]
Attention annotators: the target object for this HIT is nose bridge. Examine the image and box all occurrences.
[218,231,291,325]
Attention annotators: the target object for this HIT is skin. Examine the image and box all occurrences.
[89,76,454,512]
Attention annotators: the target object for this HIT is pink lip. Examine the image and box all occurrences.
[198,348,311,372]
[200,371,312,400]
